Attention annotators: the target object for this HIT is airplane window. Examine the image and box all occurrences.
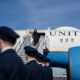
[60,38,63,42]
[71,38,74,42]
[65,38,68,42]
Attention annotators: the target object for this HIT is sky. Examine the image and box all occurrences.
[0,0,80,30]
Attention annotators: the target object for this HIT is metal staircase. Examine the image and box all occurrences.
[14,36,31,63]
[14,35,45,63]
[37,36,45,54]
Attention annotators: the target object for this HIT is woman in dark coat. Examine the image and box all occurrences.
[32,29,39,45]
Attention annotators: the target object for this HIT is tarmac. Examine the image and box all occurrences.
[53,67,67,80]
[54,77,67,80]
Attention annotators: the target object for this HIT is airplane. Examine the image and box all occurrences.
[15,26,80,52]
[14,26,80,80]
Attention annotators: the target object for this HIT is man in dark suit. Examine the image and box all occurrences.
[0,26,25,80]
[36,52,45,66]
[36,52,53,80]
[24,46,44,80]
[43,57,53,80]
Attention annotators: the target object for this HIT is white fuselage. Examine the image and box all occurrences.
[15,27,80,52]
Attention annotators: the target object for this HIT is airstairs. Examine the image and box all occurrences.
[14,35,45,63]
